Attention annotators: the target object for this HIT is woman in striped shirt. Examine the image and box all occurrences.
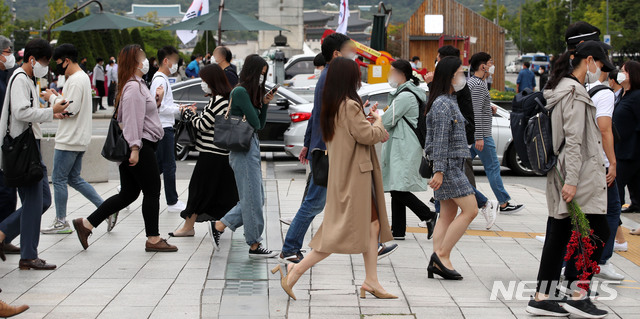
[169,64,239,241]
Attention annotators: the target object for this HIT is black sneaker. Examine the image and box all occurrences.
[208,221,223,251]
[278,251,303,264]
[564,298,608,318]
[499,202,524,214]
[622,205,640,213]
[377,243,398,260]
[249,244,278,258]
[525,297,570,317]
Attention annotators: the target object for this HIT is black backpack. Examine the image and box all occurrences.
[510,88,561,174]
[399,89,427,147]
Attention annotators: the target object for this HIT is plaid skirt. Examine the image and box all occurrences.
[433,158,475,201]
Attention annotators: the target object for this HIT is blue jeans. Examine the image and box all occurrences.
[0,162,51,259]
[221,134,265,246]
[156,127,178,205]
[600,178,622,264]
[52,149,104,220]
[435,186,488,212]
[282,164,327,256]
[470,136,511,205]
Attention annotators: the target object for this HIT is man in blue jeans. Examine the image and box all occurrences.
[279,33,397,263]
[41,44,104,234]
[468,52,523,214]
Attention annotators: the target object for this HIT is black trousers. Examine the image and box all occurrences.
[0,170,17,224]
[616,159,640,208]
[95,80,105,106]
[107,81,116,106]
[87,140,161,237]
[536,215,610,295]
[391,191,435,237]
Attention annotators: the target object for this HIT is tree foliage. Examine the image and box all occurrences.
[130,28,145,48]
[192,31,217,57]
[120,29,133,47]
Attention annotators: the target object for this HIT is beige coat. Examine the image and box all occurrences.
[544,77,607,219]
[308,99,394,254]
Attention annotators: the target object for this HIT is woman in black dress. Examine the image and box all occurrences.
[169,64,239,246]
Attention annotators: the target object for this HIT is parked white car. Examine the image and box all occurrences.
[506,61,520,73]
[283,83,533,176]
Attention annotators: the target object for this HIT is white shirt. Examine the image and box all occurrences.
[92,64,104,86]
[587,80,615,167]
[49,70,93,151]
[150,71,180,128]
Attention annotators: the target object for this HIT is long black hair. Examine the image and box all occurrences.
[546,50,587,90]
[390,59,420,85]
[320,57,362,142]
[425,56,461,114]
[239,54,268,108]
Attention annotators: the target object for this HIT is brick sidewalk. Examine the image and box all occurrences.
[2,170,640,318]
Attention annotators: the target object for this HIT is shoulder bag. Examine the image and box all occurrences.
[311,148,328,187]
[213,89,255,152]
[101,81,134,162]
[1,72,44,187]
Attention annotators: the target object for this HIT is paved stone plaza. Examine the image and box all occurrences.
[2,160,640,318]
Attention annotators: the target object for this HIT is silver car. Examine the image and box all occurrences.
[283,83,533,176]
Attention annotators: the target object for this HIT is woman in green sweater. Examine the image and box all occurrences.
[209,54,278,257]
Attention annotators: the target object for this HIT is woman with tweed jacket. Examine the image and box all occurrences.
[424,56,478,280]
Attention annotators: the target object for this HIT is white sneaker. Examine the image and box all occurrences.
[167,200,186,213]
[479,200,498,229]
[41,219,73,234]
[535,235,546,243]
[427,198,436,212]
[418,220,428,228]
[614,240,628,252]
[595,261,624,281]
[279,217,294,225]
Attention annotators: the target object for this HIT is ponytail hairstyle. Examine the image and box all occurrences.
[390,59,420,86]
[546,49,588,90]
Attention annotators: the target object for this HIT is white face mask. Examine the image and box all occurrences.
[617,72,627,85]
[201,81,212,94]
[139,58,149,75]
[434,61,439,69]
[343,52,357,61]
[313,68,322,77]
[488,65,495,75]
[452,76,466,92]
[32,59,49,78]
[416,61,423,69]
[1,54,15,69]
[169,61,178,74]
[389,76,399,88]
[585,59,601,85]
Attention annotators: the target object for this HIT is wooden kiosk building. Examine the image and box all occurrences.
[401,0,506,90]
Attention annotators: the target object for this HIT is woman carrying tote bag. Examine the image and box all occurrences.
[208,54,277,257]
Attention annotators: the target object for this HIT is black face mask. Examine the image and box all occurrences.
[55,60,67,76]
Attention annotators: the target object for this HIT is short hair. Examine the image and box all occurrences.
[469,52,491,72]
[411,56,420,62]
[196,54,203,58]
[623,61,640,92]
[0,36,12,51]
[108,59,114,65]
[215,46,232,63]
[157,46,179,65]
[321,32,351,63]
[523,61,531,68]
[539,65,546,71]
[24,38,52,62]
[96,57,104,63]
[437,45,460,58]
[313,53,325,67]
[53,43,78,63]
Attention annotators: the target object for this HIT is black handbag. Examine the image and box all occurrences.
[213,91,255,152]
[101,106,130,162]
[311,148,328,187]
[175,115,197,146]
[1,73,44,187]
[419,151,433,179]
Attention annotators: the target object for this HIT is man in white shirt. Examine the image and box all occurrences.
[150,46,189,213]
[106,59,117,107]
[91,57,105,110]
[41,44,104,234]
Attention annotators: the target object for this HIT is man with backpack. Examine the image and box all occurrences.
[469,52,524,214]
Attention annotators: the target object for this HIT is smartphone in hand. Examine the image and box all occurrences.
[266,84,280,96]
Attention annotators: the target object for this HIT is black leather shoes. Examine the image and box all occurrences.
[4,242,20,255]
[19,258,56,270]
[427,252,462,280]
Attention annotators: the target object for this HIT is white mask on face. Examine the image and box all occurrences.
[488,65,495,75]
[344,52,357,61]
[389,76,399,88]
[585,59,601,85]
[452,76,466,92]
[32,59,49,78]
[434,61,439,69]
[313,68,322,77]
[139,58,149,75]
[617,72,627,85]
[201,81,212,94]
[416,61,423,69]
[169,61,178,74]
[1,54,15,69]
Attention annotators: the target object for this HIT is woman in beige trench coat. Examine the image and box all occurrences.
[272,57,396,300]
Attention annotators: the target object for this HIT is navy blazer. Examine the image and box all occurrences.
[303,64,328,159]
[613,89,640,160]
